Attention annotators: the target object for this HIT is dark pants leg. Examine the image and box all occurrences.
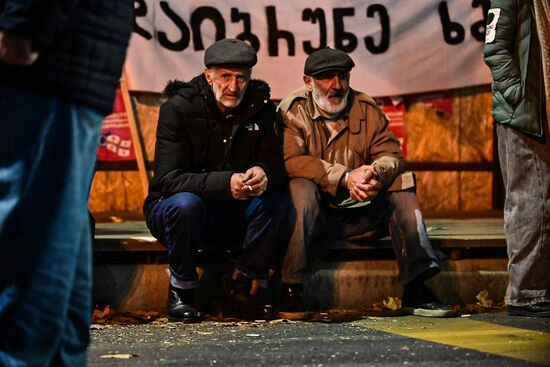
[147,191,288,288]
[147,192,206,289]
[236,191,289,281]
[323,190,440,284]
[282,178,321,284]
[283,178,439,285]
[384,190,440,284]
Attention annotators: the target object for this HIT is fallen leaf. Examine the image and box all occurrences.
[90,324,112,330]
[476,289,493,308]
[108,216,124,223]
[100,354,138,359]
[382,297,402,310]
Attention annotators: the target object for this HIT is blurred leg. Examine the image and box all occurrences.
[0,88,102,366]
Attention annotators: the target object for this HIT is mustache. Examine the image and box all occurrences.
[327,89,344,98]
[224,91,242,97]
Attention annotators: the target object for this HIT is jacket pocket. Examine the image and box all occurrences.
[492,89,514,125]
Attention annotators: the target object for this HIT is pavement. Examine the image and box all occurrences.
[88,312,550,366]
[88,217,539,366]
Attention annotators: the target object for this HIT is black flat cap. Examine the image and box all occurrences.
[304,48,355,76]
[204,38,257,68]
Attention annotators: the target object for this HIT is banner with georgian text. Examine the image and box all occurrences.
[126,0,492,99]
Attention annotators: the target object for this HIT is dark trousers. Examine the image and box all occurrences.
[282,178,441,285]
[147,191,288,289]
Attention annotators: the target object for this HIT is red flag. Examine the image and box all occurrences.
[97,89,135,161]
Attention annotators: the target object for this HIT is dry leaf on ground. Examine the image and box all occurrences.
[100,354,138,359]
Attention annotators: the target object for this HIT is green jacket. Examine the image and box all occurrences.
[484,0,544,137]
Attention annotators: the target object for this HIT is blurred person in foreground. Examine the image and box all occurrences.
[143,39,288,322]
[484,0,550,317]
[0,0,133,365]
[278,48,454,320]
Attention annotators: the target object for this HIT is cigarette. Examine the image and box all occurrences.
[247,185,253,191]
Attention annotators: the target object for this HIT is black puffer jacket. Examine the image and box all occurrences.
[144,74,287,217]
[0,0,133,114]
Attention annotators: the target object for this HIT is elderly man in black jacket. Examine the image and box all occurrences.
[144,39,288,322]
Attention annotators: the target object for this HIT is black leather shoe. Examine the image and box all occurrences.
[167,285,201,323]
[222,276,275,321]
[402,282,455,318]
[278,283,311,320]
[507,302,550,317]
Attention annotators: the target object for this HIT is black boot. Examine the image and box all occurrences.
[222,275,275,321]
[507,302,550,317]
[278,283,310,320]
[167,285,201,323]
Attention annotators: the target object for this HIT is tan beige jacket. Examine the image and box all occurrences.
[279,86,407,197]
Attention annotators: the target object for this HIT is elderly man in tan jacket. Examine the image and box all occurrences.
[278,48,453,319]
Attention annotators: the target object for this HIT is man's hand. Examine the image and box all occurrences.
[241,166,268,197]
[347,165,381,202]
[230,173,249,200]
[0,32,39,66]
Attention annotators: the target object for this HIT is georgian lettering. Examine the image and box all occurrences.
[333,8,357,53]
[134,0,152,40]
[158,1,191,51]
[364,4,390,54]
[231,8,260,51]
[266,6,296,56]
[302,8,327,54]
[191,7,226,50]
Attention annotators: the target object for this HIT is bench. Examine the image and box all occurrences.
[92,218,508,314]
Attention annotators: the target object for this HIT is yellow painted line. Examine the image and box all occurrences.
[354,316,550,365]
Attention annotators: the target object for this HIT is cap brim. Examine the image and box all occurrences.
[308,67,352,76]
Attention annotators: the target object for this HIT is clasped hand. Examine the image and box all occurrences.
[230,166,268,200]
[346,165,381,202]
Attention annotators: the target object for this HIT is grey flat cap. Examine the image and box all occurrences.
[204,38,257,68]
[304,48,355,76]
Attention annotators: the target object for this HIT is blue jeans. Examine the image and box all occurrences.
[282,178,441,284]
[0,87,103,366]
[146,191,289,289]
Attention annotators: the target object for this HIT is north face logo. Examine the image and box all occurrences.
[245,122,260,131]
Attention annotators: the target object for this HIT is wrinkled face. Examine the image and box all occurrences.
[304,70,350,114]
[204,66,251,112]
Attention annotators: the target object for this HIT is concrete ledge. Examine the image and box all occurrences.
[92,259,508,314]
[92,218,507,314]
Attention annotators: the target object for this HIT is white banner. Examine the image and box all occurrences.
[127,0,492,99]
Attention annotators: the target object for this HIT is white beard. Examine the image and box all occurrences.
[312,84,349,115]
